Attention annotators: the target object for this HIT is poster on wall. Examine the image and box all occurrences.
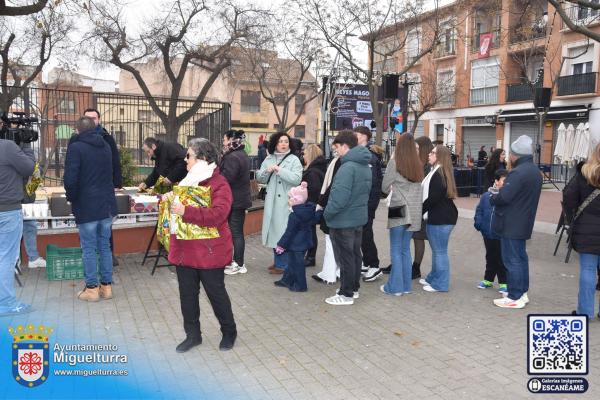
[479,32,492,58]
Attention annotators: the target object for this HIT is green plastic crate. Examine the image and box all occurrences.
[46,245,84,281]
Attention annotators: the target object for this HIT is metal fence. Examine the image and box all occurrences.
[3,86,230,185]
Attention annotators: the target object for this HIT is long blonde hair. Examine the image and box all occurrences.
[303,144,322,169]
[434,145,458,199]
[582,142,600,188]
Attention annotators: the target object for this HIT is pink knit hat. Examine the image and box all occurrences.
[288,182,308,206]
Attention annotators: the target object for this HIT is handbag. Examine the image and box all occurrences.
[388,206,406,219]
[568,188,600,239]
[258,153,291,200]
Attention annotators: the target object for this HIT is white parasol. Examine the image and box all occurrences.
[572,123,585,163]
[554,123,566,163]
[563,123,576,163]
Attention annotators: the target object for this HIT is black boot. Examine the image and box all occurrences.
[219,331,237,351]
[304,257,316,267]
[411,263,421,279]
[176,336,202,353]
[381,264,392,274]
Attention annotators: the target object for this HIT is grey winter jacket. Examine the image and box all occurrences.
[381,162,423,231]
[0,139,35,211]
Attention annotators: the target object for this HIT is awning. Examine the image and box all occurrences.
[497,105,590,122]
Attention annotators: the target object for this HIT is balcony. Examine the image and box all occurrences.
[506,81,541,102]
[470,86,498,105]
[434,41,457,58]
[563,4,600,28]
[557,72,597,96]
[509,26,546,44]
[471,30,501,53]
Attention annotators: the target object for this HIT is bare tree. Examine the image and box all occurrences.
[548,0,600,42]
[0,0,48,16]
[239,14,327,134]
[0,0,71,112]
[86,0,264,142]
[294,0,449,146]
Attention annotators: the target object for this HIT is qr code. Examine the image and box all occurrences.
[528,315,588,375]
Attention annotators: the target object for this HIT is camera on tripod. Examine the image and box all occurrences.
[0,112,39,145]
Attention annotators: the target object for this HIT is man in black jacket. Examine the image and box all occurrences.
[353,126,383,282]
[138,137,187,191]
[490,135,542,309]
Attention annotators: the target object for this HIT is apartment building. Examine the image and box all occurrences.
[118,50,319,153]
[374,0,600,164]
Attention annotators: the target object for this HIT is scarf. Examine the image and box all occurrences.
[223,137,245,154]
[421,164,440,220]
[274,150,290,163]
[179,160,217,186]
[320,157,340,195]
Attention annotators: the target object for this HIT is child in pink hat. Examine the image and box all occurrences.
[274,182,322,291]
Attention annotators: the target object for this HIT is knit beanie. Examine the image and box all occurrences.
[288,182,308,206]
[510,135,533,156]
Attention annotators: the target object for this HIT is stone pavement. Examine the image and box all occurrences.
[5,203,600,399]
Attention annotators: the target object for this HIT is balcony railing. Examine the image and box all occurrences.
[506,81,542,102]
[434,41,457,58]
[470,86,498,105]
[471,30,501,53]
[509,26,547,44]
[563,4,600,28]
[557,72,597,96]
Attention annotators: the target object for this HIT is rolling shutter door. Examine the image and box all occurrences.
[510,122,539,155]
[462,126,496,160]
[407,119,425,137]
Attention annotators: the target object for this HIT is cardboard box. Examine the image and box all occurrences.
[112,215,137,225]
[51,219,77,229]
[130,195,159,213]
[49,194,72,217]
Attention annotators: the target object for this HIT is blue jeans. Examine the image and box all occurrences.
[384,225,413,294]
[0,210,27,313]
[78,217,113,287]
[425,224,454,291]
[577,253,600,318]
[501,238,529,300]
[274,249,288,270]
[22,220,40,260]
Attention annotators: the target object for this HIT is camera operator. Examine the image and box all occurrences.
[0,122,35,316]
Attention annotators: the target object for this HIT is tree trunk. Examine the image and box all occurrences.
[165,119,181,144]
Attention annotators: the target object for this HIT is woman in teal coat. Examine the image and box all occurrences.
[256,132,303,274]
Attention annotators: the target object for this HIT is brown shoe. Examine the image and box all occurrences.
[77,286,100,302]
[267,264,276,270]
[269,267,284,274]
[99,284,113,300]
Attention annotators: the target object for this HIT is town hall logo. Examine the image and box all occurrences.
[9,325,53,388]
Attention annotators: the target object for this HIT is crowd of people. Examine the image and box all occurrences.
[1,117,599,353]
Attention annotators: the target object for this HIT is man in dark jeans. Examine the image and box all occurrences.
[323,131,372,305]
[490,135,542,309]
[353,126,383,282]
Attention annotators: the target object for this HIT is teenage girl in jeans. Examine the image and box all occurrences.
[420,145,458,292]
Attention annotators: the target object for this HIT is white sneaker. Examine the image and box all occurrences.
[224,262,247,275]
[28,257,46,268]
[325,294,354,305]
[336,289,359,299]
[521,292,529,304]
[493,296,526,309]
[361,264,368,274]
[418,278,429,286]
[380,284,402,296]
[363,267,382,282]
[422,285,438,292]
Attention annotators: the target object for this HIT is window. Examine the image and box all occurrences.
[138,110,152,121]
[527,57,545,82]
[406,31,420,64]
[569,45,594,75]
[274,92,286,105]
[436,70,455,105]
[58,98,75,114]
[294,125,305,138]
[437,21,456,56]
[407,73,421,107]
[295,94,306,115]
[470,58,499,105]
[435,124,445,143]
[241,90,261,113]
[577,0,599,21]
